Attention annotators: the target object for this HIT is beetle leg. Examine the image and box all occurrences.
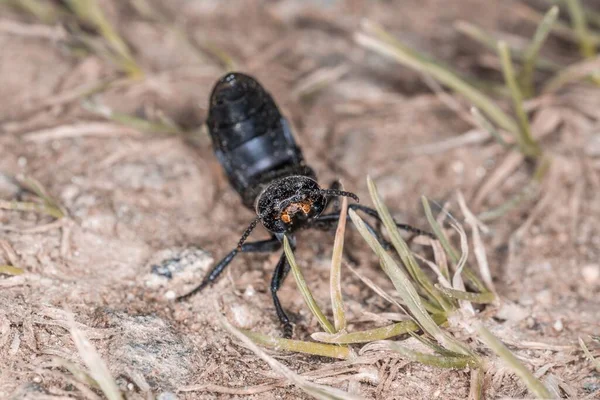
[271,253,293,338]
[176,237,281,301]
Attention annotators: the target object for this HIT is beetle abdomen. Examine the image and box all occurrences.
[207,73,313,208]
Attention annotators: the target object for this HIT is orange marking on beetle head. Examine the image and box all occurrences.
[280,200,313,224]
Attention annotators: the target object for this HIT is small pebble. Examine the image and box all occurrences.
[165,290,176,300]
[582,264,599,284]
[553,319,563,332]
[244,285,256,297]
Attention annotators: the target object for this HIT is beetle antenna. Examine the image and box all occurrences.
[237,216,261,250]
[318,189,359,203]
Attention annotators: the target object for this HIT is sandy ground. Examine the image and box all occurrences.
[0,0,599,399]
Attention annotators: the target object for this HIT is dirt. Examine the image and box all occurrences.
[1,0,599,399]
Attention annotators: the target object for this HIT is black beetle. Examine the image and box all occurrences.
[178,72,430,337]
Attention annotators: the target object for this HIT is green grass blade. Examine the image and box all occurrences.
[365,177,452,311]
[242,330,351,359]
[498,41,541,158]
[474,322,552,398]
[220,312,364,400]
[0,265,25,276]
[362,341,477,369]
[470,107,509,147]
[348,208,472,356]
[455,21,561,75]
[313,314,447,344]
[0,200,64,219]
[434,285,495,304]
[519,6,560,98]
[330,195,348,332]
[283,236,335,334]
[355,21,518,134]
[542,55,600,93]
[564,0,598,58]
[64,0,142,78]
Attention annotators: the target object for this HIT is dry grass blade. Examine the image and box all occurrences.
[542,55,600,93]
[456,192,496,294]
[0,200,64,219]
[17,175,67,217]
[242,330,351,359]
[63,0,142,78]
[474,322,552,399]
[361,341,477,368]
[312,314,446,344]
[0,265,24,276]
[330,194,348,332]
[82,100,182,135]
[220,311,365,400]
[68,315,123,400]
[23,122,141,142]
[348,207,471,356]
[498,41,541,158]
[50,357,100,389]
[519,6,560,98]
[469,367,484,400]
[365,177,450,311]
[283,236,335,334]
[578,337,600,372]
[421,197,488,293]
[355,20,518,134]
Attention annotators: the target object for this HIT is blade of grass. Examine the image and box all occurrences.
[578,337,600,372]
[82,100,182,135]
[220,311,365,400]
[348,208,472,356]
[474,322,552,398]
[434,285,495,304]
[542,55,600,93]
[0,265,25,276]
[0,200,64,219]
[519,6,560,98]
[456,192,496,294]
[421,197,488,293]
[564,0,598,58]
[455,21,561,74]
[283,236,335,334]
[63,0,142,78]
[347,262,443,315]
[312,314,447,344]
[242,330,350,359]
[17,176,67,217]
[355,21,518,134]
[365,177,452,311]
[4,0,61,24]
[361,341,477,369]
[470,107,509,147]
[498,41,541,158]
[330,195,348,332]
[68,315,123,400]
